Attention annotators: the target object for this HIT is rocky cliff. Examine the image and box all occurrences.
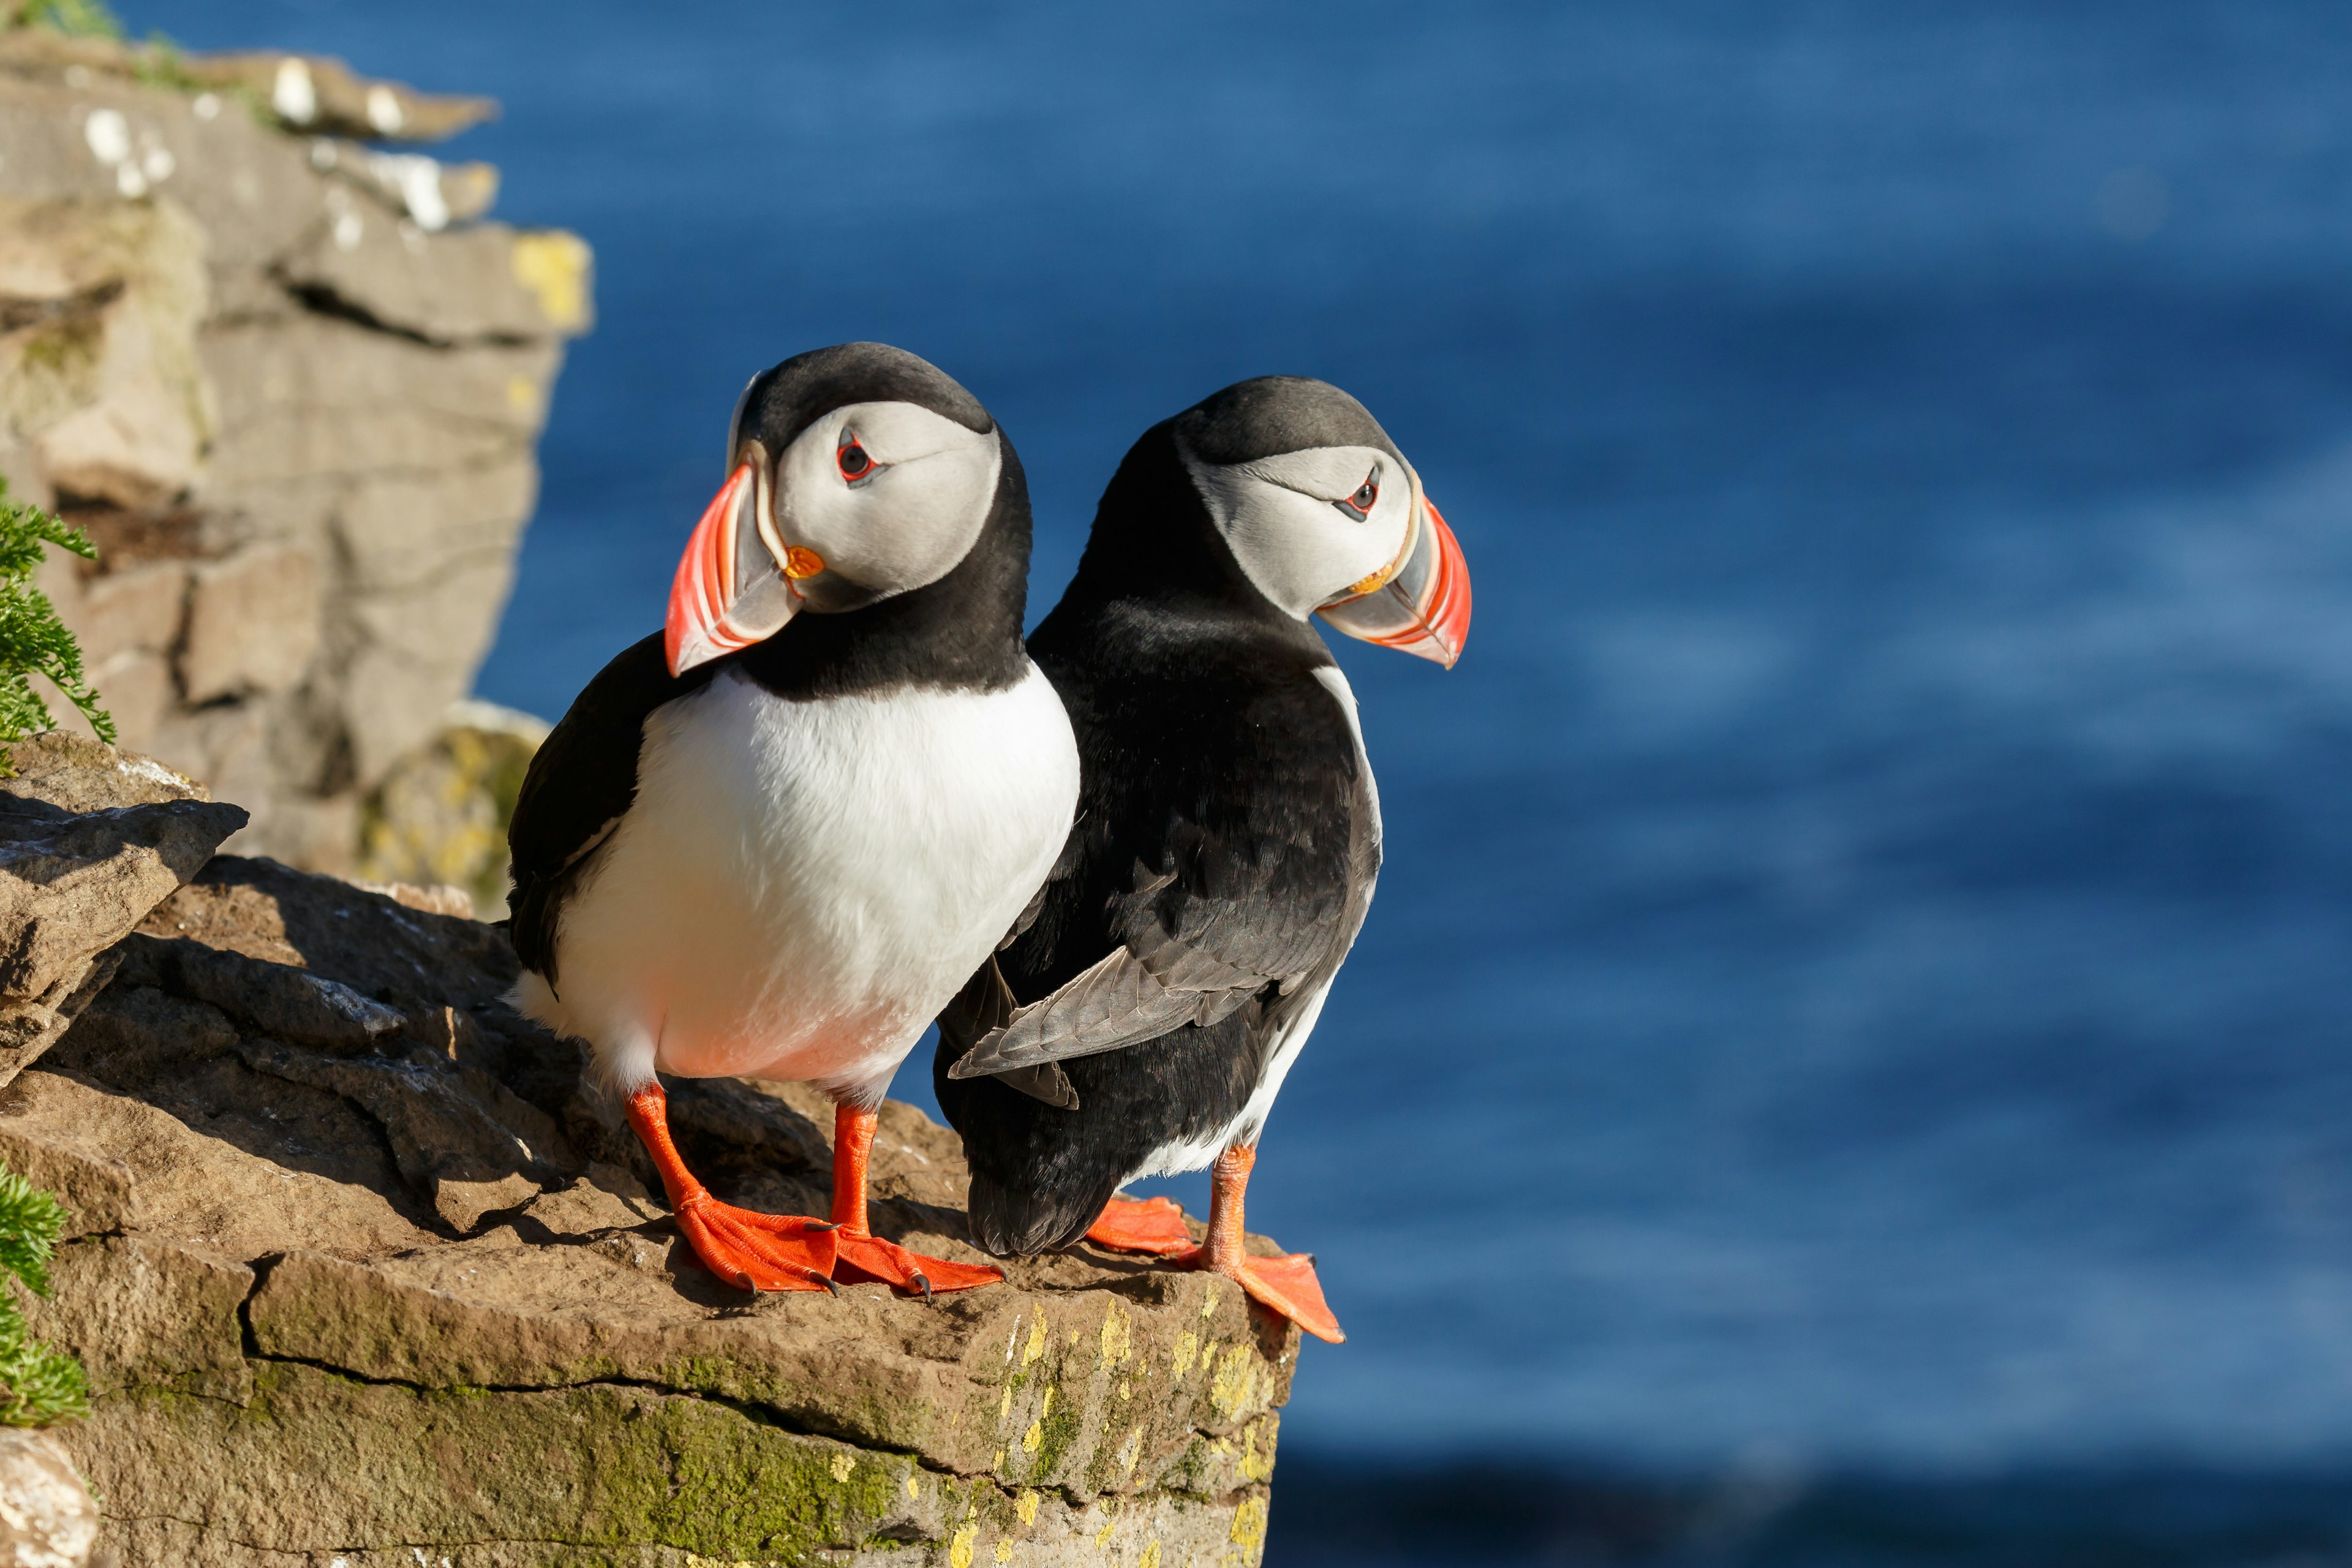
[0,736,1288,1567]
[0,27,587,873]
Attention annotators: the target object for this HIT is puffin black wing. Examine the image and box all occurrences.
[945,608,1377,1090]
[508,631,714,987]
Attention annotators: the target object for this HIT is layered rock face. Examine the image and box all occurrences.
[0,740,1288,1567]
[0,29,589,872]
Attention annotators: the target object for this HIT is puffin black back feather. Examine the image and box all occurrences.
[935,412,1381,1256]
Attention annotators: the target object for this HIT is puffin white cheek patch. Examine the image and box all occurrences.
[1185,443,1408,618]
[774,404,1002,600]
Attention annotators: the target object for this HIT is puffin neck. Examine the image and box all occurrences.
[1058,421,1295,620]
[729,443,1036,701]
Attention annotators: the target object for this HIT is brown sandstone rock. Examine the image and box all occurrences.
[0,735,244,1088]
[0,1428,98,1568]
[175,541,320,703]
[0,731,204,811]
[0,34,586,871]
[175,51,497,145]
[0,759,1291,1564]
[62,560,183,671]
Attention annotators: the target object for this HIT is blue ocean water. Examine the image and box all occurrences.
[130,1,2352,1558]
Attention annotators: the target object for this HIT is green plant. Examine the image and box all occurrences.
[0,1165,88,1428]
[0,480,113,747]
[127,31,204,94]
[6,0,123,37]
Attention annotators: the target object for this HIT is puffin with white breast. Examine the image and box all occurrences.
[934,375,1470,1342]
[508,342,1079,1297]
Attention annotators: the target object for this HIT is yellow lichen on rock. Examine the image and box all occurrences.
[1228,1495,1267,1550]
[509,230,592,331]
[1210,1343,1263,1421]
[356,700,546,917]
[1098,1298,1132,1368]
[1237,1419,1275,1484]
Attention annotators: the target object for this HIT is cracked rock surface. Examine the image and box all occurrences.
[0,748,1291,1566]
[0,732,245,1090]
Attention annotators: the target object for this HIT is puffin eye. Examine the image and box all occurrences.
[1336,472,1379,520]
[837,431,877,487]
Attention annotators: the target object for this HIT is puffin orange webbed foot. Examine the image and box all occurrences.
[827,1102,1003,1298]
[834,1230,1003,1298]
[1207,1248,1343,1344]
[1081,1150,1344,1344]
[1086,1194,1196,1256]
[673,1194,840,1294]
[628,1082,838,1294]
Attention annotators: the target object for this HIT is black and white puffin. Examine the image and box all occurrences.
[507,342,1079,1297]
[933,375,1470,1343]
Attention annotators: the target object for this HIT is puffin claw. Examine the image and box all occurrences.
[834,1230,1002,1297]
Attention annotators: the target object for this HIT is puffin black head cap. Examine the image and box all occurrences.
[667,342,1004,676]
[1174,375,1471,666]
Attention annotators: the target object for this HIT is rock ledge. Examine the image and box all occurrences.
[0,741,1289,1567]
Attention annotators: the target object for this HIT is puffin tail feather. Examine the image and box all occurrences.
[965,1171,1118,1261]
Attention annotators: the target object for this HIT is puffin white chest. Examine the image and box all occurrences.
[538,663,1079,1096]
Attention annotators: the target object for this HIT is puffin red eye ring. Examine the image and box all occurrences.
[836,430,878,487]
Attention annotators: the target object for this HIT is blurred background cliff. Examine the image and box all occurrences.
[0,8,575,907]
[11,2,2352,1564]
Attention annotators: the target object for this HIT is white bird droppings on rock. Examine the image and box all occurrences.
[374,151,451,231]
[366,84,406,135]
[272,56,317,124]
[81,108,129,165]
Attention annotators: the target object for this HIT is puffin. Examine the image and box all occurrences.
[507,342,1080,1297]
[933,375,1470,1343]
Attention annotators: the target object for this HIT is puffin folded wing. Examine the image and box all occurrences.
[945,938,1276,1080]
[510,632,714,987]
[938,955,1081,1108]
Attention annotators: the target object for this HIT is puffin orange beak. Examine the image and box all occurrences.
[665,458,804,676]
[1316,489,1471,668]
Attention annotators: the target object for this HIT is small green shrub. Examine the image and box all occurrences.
[5,0,122,37]
[0,1166,88,1428]
[0,480,113,748]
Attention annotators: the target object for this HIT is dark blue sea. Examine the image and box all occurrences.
[134,2,2352,1561]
